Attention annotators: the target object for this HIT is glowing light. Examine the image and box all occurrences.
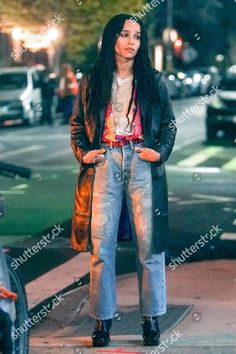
[12,27,23,40]
[174,39,183,48]
[47,28,60,41]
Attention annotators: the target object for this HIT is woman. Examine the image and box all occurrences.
[70,13,177,347]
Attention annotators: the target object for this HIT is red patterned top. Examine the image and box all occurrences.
[101,88,144,143]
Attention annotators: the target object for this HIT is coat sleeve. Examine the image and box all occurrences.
[70,74,90,166]
[153,73,177,165]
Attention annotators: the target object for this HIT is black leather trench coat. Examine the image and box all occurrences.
[70,69,177,253]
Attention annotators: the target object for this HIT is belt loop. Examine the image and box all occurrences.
[129,140,134,150]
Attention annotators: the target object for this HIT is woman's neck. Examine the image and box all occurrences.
[114,56,134,79]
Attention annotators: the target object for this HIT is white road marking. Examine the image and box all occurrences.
[177,194,236,206]
[0,190,25,195]
[166,165,221,173]
[0,145,44,159]
[192,194,236,202]
[220,233,236,241]
[0,134,68,141]
[11,184,28,190]
[168,197,181,202]
[28,148,72,163]
[177,199,212,205]
[223,207,234,212]
[177,147,223,167]
[222,156,236,172]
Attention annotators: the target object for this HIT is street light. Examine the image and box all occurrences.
[12,27,23,41]
[173,38,183,58]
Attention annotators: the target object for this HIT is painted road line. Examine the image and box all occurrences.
[220,233,236,241]
[166,165,221,173]
[223,207,235,212]
[28,148,72,163]
[177,147,223,167]
[169,197,181,202]
[222,156,236,172]
[191,194,236,202]
[0,145,44,159]
[177,199,212,206]
[0,190,25,195]
[11,184,28,190]
[31,165,77,171]
[177,194,236,206]
[0,135,68,141]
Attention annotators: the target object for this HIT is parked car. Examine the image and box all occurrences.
[0,67,42,126]
[196,66,221,95]
[163,71,182,99]
[206,71,236,141]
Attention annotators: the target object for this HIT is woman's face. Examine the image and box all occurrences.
[114,19,141,59]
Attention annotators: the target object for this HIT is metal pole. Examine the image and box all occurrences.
[166,0,173,71]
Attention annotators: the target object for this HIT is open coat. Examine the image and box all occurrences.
[70,69,177,254]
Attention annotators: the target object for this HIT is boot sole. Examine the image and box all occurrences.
[92,337,110,347]
[143,337,160,346]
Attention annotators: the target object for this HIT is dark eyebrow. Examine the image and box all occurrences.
[121,29,141,34]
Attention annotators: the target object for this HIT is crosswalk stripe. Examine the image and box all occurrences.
[222,156,236,171]
[177,147,223,167]
[220,233,236,241]
[11,184,28,190]
[192,194,236,202]
[0,190,25,195]
[28,148,72,163]
[0,135,68,141]
[0,145,44,159]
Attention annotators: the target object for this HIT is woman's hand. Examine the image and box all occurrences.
[82,148,106,164]
[134,147,161,162]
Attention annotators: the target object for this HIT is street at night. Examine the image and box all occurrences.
[1,1,236,353]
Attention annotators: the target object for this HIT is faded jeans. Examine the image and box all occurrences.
[89,141,167,320]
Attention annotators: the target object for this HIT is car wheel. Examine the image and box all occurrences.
[207,127,217,141]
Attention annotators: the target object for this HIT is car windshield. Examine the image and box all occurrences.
[220,78,236,91]
[0,73,28,90]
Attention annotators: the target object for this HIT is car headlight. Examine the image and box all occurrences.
[209,97,225,109]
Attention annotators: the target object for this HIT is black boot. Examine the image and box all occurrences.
[92,319,112,347]
[141,315,160,346]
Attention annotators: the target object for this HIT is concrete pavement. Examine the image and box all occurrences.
[28,255,236,353]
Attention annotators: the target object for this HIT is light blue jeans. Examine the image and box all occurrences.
[89,141,167,320]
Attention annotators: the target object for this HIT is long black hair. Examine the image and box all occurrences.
[86,13,159,124]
